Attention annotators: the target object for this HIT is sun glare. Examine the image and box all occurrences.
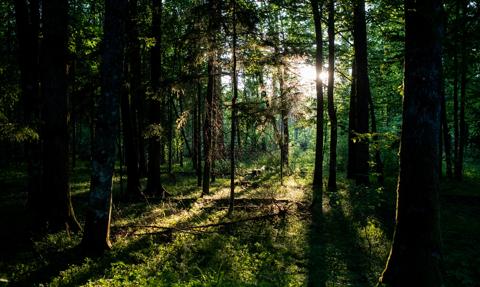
[298,65,328,84]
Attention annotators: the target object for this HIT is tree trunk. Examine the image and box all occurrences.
[280,65,289,170]
[347,59,356,179]
[440,69,452,178]
[379,0,444,285]
[121,0,142,198]
[228,0,238,217]
[311,0,324,192]
[202,0,218,196]
[452,52,459,178]
[81,0,127,254]
[352,0,370,185]
[326,0,337,191]
[456,6,467,180]
[168,92,173,175]
[202,59,214,196]
[41,0,81,232]
[14,0,43,226]
[145,0,165,197]
[195,81,203,187]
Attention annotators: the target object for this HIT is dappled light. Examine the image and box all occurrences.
[0,0,479,286]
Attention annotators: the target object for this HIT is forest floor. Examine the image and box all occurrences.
[0,161,479,286]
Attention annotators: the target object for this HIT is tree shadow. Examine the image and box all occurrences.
[307,185,327,287]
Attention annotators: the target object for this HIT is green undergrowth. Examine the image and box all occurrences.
[0,162,479,286]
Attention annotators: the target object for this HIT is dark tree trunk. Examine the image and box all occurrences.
[352,0,370,185]
[280,65,289,170]
[41,0,81,231]
[379,0,444,285]
[168,92,173,175]
[146,0,165,197]
[452,53,459,178]
[202,0,218,196]
[440,69,452,178]
[202,58,214,196]
[326,0,337,191]
[311,0,324,192]
[14,0,43,224]
[456,8,467,180]
[81,0,127,254]
[121,0,142,198]
[347,60,356,179]
[228,0,238,217]
[195,82,203,187]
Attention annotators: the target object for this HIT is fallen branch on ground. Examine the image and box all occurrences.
[115,209,289,236]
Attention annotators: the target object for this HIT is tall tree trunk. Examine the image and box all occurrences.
[168,92,173,175]
[81,0,127,253]
[202,59,214,196]
[228,0,238,217]
[456,4,467,180]
[121,0,142,198]
[452,53,459,177]
[196,81,203,187]
[326,0,337,191]
[311,0,324,192]
[146,0,165,197]
[352,0,370,185]
[379,0,444,285]
[41,0,81,231]
[280,65,289,170]
[14,0,43,225]
[440,69,453,178]
[202,0,218,196]
[347,59,356,179]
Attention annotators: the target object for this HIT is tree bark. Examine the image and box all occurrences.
[311,0,324,192]
[347,59,356,179]
[81,0,127,254]
[228,0,238,217]
[456,3,467,181]
[202,0,218,196]
[196,81,203,187]
[452,52,459,177]
[41,0,81,231]
[379,0,444,285]
[440,68,452,178]
[202,58,214,196]
[14,0,43,226]
[352,0,370,185]
[121,0,142,198]
[326,0,337,191]
[145,0,166,197]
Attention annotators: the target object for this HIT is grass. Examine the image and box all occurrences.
[0,159,479,286]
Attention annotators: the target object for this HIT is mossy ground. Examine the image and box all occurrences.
[0,160,478,286]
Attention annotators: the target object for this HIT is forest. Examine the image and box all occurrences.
[0,0,479,286]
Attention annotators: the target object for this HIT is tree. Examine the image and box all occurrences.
[81,0,127,253]
[202,0,219,197]
[379,0,444,285]
[311,0,324,191]
[41,0,81,231]
[14,0,42,225]
[121,0,142,198]
[326,0,337,191]
[228,0,238,217]
[351,0,370,185]
[145,0,166,197]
